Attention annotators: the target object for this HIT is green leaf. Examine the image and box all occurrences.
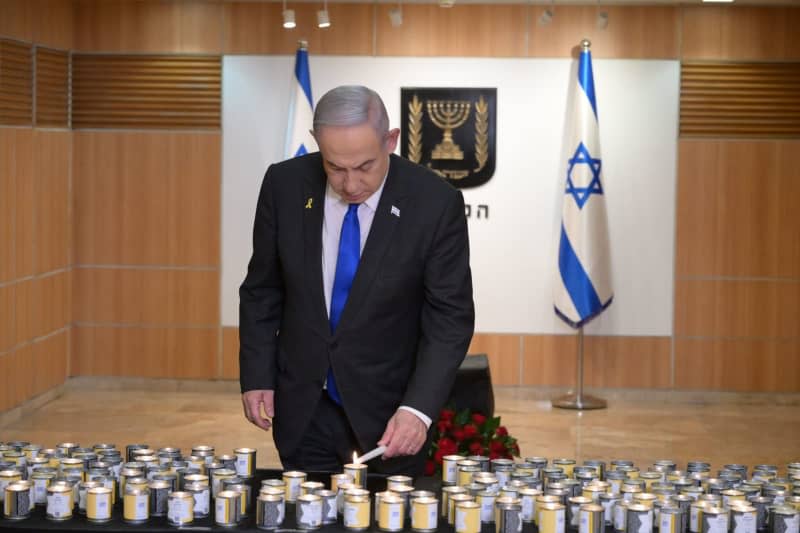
[454,408,471,427]
[484,416,501,435]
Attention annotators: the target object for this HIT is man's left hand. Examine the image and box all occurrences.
[378,409,427,458]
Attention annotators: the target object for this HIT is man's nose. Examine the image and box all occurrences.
[343,173,358,193]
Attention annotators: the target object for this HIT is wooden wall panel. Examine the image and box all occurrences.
[35,48,70,128]
[675,280,800,339]
[72,54,221,129]
[14,273,70,344]
[13,128,34,279]
[528,6,679,59]
[0,285,14,353]
[73,131,220,266]
[34,130,71,274]
[676,140,800,279]
[31,0,75,50]
[675,338,800,392]
[224,2,373,55]
[583,337,671,389]
[0,129,17,283]
[73,268,219,325]
[222,326,239,380]
[35,272,71,338]
[0,353,11,411]
[468,333,522,385]
[0,0,34,42]
[0,0,73,49]
[681,6,800,61]
[0,39,33,125]
[73,0,222,53]
[32,331,69,397]
[375,4,527,58]
[71,326,218,379]
[9,343,34,408]
[177,0,223,54]
[522,334,577,386]
[680,63,800,137]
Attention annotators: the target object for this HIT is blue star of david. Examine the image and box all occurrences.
[565,142,603,209]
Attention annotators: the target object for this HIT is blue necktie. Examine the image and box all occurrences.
[327,203,360,405]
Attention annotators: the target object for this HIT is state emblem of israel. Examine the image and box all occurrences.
[400,88,496,189]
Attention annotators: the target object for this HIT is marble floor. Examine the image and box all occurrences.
[1,379,798,473]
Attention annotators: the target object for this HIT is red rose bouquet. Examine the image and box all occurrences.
[425,407,520,476]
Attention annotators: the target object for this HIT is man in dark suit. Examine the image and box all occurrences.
[239,85,474,475]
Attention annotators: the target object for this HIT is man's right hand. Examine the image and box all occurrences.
[242,389,274,431]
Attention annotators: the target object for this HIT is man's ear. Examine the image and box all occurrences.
[384,128,400,153]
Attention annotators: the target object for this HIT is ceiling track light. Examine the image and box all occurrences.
[596,10,609,29]
[388,5,403,27]
[282,0,295,29]
[538,8,553,26]
[317,2,331,29]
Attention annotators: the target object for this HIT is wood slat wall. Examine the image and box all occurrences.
[71,130,221,380]
[35,47,69,128]
[3,0,800,398]
[681,62,800,137]
[71,54,221,129]
[1,0,72,415]
[0,128,72,413]
[0,39,33,125]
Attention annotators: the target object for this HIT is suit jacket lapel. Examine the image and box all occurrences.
[334,156,407,336]
[303,165,330,338]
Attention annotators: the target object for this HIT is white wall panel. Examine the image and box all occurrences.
[222,56,679,335]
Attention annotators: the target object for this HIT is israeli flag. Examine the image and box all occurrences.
[285,42,316,159]
[554,41,613,328]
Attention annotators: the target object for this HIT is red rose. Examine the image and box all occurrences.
[437,419,452,434]
[440,409,455,421]
[490,440,506,453]
[496,426,508,437]
[468,442,485,456]
[434,449,446,464]
[452,428,466,442]
[425,460,436,476]
[463,424,478,439]
[489,451,501,460]
[438,437,457,454]
[471,413,487,426]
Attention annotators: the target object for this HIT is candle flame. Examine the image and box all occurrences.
[353,451,359,464]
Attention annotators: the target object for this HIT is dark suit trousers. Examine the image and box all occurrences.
[279,391,430,477]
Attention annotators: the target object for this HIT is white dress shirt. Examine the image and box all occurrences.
[322,177,432,429]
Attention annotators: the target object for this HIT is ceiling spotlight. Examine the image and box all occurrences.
[439,0,455,7]
[538,8,553,26]
[388,6,403,27]
[317,9,331,28]
[282,9,296,29]
[596,10,609,29]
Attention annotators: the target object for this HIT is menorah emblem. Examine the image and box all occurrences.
[427,100,471,160]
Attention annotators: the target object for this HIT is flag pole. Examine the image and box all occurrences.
[552,327,607,410]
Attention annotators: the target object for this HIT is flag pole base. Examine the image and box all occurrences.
[551,393,607,410]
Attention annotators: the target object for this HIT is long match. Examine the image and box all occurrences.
[354,445,386,463]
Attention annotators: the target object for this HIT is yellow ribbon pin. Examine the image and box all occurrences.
[305,197,313,209]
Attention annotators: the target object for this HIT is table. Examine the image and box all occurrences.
[0,469,493,533]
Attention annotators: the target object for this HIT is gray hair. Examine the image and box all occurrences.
[313,85,389,136]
